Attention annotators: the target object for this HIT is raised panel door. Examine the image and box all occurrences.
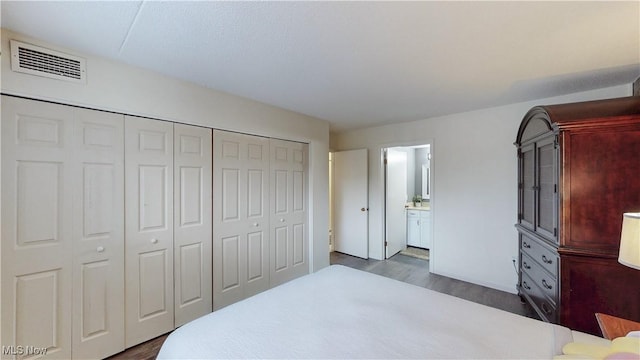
[124,116,174,347]
[213,131,269,310]
[173,123,212,327]
[1,96,74,359]
[72,108,125,359]
[269,139,308,287]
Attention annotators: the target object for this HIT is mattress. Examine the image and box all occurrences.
[158,265,579,359]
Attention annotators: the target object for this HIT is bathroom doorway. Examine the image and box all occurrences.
[383,143,432,267]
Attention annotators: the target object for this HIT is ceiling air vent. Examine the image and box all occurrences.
[10,40,86,83]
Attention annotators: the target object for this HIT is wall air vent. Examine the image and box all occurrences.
[10,40,86,83]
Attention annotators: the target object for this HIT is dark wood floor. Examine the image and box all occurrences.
[107,251,538,359]
[331,251,539,320]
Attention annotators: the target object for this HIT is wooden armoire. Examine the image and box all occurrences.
[515,96,640,336]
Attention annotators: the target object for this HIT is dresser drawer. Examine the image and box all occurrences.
[521,252,557,305]
[520,234,558,277]
[521,272,558,323]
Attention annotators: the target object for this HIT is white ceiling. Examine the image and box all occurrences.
[2,1,639,132]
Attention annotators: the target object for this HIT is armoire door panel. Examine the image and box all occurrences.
[2,96,74,359]
[535,137,556,240]
[519,143,535,231]
[125,116,174,347]
[213,130,269,310]
[173,123,212,327]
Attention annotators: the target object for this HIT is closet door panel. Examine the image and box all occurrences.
[1,96,73,359]
[174,124,212,327]
[269,139,308,287]
[72,109,124,359]
[125,116,174,347]
[213,131,269,310]
[213,133,245,309]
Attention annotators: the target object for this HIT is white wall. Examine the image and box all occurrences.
[331,84,631,293]
[0,29,330,273]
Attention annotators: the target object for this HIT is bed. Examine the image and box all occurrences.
[158,265,605,359]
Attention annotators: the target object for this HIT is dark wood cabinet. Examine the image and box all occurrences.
[515,96,640,336]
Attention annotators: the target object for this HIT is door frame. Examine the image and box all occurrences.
[380,139,434,271]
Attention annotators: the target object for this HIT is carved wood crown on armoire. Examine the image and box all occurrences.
[515,96,640,336]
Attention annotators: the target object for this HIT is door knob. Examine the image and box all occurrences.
[96,246,105,253]
[361,208,366,212]
[279,218,285,222]
[151,238,158,244]
[253,222,259,227]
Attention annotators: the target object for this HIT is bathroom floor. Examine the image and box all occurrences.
[400,246,429,260]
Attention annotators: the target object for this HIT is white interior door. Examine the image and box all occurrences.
[213,131,270,310]
[385,148,407,258]
[1,96,74,359]
[269,139,309,287]
[332,149,368,259]
[174,123,212,326]
[72,108,125,359]
[124,116,174,347]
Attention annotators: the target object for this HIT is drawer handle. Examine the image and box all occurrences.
[97,246,105,253]
[542,279,553,290]
[522,281,531,290]
[542,255,553,264]
[541,302,553,315]
[523,261,531,270]
[523,241,531,249]
[151,238,158,244]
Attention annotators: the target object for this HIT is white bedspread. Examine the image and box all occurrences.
[158,265,576,359]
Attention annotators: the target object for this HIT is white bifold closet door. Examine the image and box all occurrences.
[269,139,309,287]
[173,124,212,327]
[213,130,270,310]
[71,108,125,359]
[1,96,125,359]
[124,116,174,347]
[2,97,74,359]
